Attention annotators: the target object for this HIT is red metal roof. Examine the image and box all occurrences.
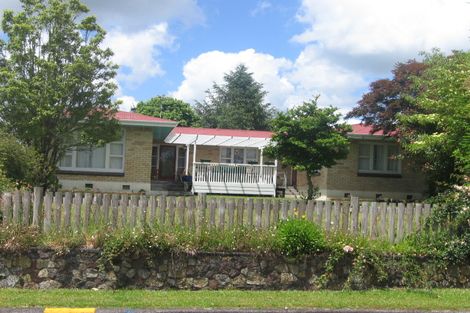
[115,111,176,123]
[349,124,386,136]
[173,127,273,138]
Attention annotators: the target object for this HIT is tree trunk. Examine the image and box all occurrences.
[306,172,315,200]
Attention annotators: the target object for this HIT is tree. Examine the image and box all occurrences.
[346,60,427,134]
[0,130,39,190]
[398,50,470,193]
[266,96,351,199]
[0,0,120,188]
[135,96,200,127]
[195,64,275,130]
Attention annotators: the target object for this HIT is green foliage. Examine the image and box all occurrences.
[266,96,351,199]
[275,218,325,256]
[0,0,120,188]
[0,130,40,188]
[135,96,200,127]
[195,64,275,130]
[398,50,470,193]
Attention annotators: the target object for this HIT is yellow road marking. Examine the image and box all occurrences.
[44,309,96,313]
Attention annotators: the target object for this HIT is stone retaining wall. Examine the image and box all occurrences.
[0,249,469,290]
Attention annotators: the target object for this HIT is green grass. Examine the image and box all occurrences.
[1,289,470,310]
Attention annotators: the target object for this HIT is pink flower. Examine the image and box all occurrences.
[283,131,288,137]
[343,245,354,253]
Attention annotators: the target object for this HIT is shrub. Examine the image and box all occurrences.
[275,218,325,256]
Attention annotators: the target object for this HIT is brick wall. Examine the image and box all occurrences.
[295,139,428,200]
[57,126,153,191]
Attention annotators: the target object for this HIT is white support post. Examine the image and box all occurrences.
[191,136,198,194]
[259,148,264,183]
[185,144,190,175]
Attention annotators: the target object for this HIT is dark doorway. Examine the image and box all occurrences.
[158,145,176,181]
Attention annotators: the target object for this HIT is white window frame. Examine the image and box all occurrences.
[219,147,259,164]
[59,131,126,173]
[357,142,401,175]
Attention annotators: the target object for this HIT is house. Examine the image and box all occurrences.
[57,111,428,200]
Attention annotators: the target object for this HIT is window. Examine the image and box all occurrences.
[177,146,187,174]
[357,143,400,174]
[58,132,125,172]
[219,147,258,164]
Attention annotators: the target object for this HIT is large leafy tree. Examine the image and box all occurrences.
[398,50,470,193]
[346,60,427,134]
[0,0,120,188]
[135,96,200,127]
[195,64,275,130]
[266,96,351,200]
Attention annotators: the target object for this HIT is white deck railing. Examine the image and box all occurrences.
[193,162,277,185]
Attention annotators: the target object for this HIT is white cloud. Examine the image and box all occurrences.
[104,23,174,87]
[293,0,470,55]
[172,48,366,112]
[172,49,294,108]
[251,1,272,16]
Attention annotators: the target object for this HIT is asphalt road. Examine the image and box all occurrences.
[1,309,470,313]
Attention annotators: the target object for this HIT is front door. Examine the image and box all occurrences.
[158,145,176,181]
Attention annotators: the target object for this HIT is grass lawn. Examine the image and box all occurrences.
[1,289,470,310]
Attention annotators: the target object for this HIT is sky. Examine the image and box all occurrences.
[2,0,470,117]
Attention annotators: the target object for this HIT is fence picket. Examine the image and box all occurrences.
[325,200,332,233]
[102,194,111,224]
[13,190,21,225]
[159,195,166,226]
[246,198,254,226]
[139,195,148,226]
[93,194,103,225]
[2,192,12,226]
[316,201,324,226]
[264,199,271,228]
[380,202,387,238]
[341,201,349,232]
[53,191,62,230]
[43,192,53,232]
[236,198,244,226]
[306,200,314,222]
[361,202,370,236]
[298,200,306,218]
[255,199,263,229]
[32,187,43,227]
[406,203,414,234]
[370,202,378,239]
[63,192,72,228]
[228,199,235,228]
[22,191,31,226]
[168,196,176,226]
[272,199,280,225]
[218,198,226,230]
[111,194,120,228]
[397,202,405,241]
[198,194,207,227]
[83,193,93,229]
[149,196,157,225]
[351,196,359,235]
[414,203,422,231]
[333,201,340,231]
[130,195,139,228]
[209,198,216,228]
[289,200,296,219]
[188,196,196,229]
[73,192,82,231]
[281,199,288,220]
[177,197,185,226]
[388,203,396,243]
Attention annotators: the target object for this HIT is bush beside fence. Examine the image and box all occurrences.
[0,187,433,243]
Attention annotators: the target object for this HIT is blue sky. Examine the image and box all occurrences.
[2,0,470,117]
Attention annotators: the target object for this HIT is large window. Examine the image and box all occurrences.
[59,133,125,173]
[358,143,400,174]
[219,147,259,164]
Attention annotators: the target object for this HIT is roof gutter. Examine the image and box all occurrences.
[119,120,179,128]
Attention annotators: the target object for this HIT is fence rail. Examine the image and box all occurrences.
[0,188,434,242]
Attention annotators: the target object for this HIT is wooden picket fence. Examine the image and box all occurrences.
[0,188,434,243]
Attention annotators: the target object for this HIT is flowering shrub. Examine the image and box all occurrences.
[275,218,325,256]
